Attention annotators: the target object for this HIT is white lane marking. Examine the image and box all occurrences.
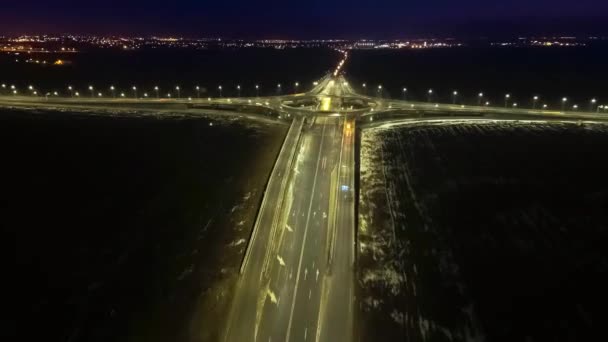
[267,289,278,305]
[304,268,308,280]
[286,224,293,232]
[309,289,312,300]
[316,269,319,282]
[277,255,286,267]
[304,328,308,340]
[285,123,328,342]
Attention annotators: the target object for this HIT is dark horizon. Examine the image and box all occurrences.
[2,0,608,39]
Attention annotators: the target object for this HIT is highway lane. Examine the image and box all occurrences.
[319,116,356,342]
[223,115,304,341]
[224,113,354,342]
[258,115,340,342]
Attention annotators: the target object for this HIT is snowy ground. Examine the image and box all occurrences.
[358,120,608,341]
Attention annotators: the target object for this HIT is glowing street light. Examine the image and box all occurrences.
[154,86,159,98]
[196,86,201,98]
[144,93,148,98]
[478,92,484,106]
[532,95,539,109]
[561,97,568,112]
[120,92,125,98]
[452,90,458,104]
[75,92,80,97]
[255,84,259,97]
[110,85,115,98]
[67,86,73,97]
[402,87,407,100]
[504,94,511,108]
[599,105,605,113]
[237,85,241,97]
[513,102,518,108]
[427,89,433,103]
[98,92,103,97]
[590,98,597,112]
[543,104,548,110]
[132,86,138,99]
[175,86,181,99]
[89,85,94,98]
[277,83,282,95]
[218,85,222,97]
[294,82,299,92]
[572,104,579,111]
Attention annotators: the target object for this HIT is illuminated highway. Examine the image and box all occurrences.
[3,52,608,342]
[223,78,356,342]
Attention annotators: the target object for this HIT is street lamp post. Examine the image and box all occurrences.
[132,86,138,99]
[561,97,568,112]
[154,86,159,99]
[218,85,222,98]
[89,86,94,98]
[427,89,433,103]
[175,86,180,99]
[452,90,458,104]
[110,86,115,98]
[590,98,597,112]
[478,92,484,106]
[362,83,367,95]
[402,87,407,100]
[277,83,281,95]
[504,94,511,108]
[294,82,299,93]
[196,86,201,98]
[68,86,73,98]
[532,95,539,109]
[255,84,259,97]
[599,105,604,113]
[237,85,241,97]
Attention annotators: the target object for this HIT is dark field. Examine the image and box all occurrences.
[347,47,608,107]
[0,48,338,98]
[358,120,608,341]
[2,109,286,341]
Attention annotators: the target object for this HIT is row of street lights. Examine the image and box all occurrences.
[1,83,306,99]
[2,82,607,113]
[365,83,604,112]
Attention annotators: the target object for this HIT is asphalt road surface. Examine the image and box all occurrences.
[223,101,356,341]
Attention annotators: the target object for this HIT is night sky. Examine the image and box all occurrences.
[1,0,607,38]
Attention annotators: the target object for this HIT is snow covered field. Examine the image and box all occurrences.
[358,120,608,341]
